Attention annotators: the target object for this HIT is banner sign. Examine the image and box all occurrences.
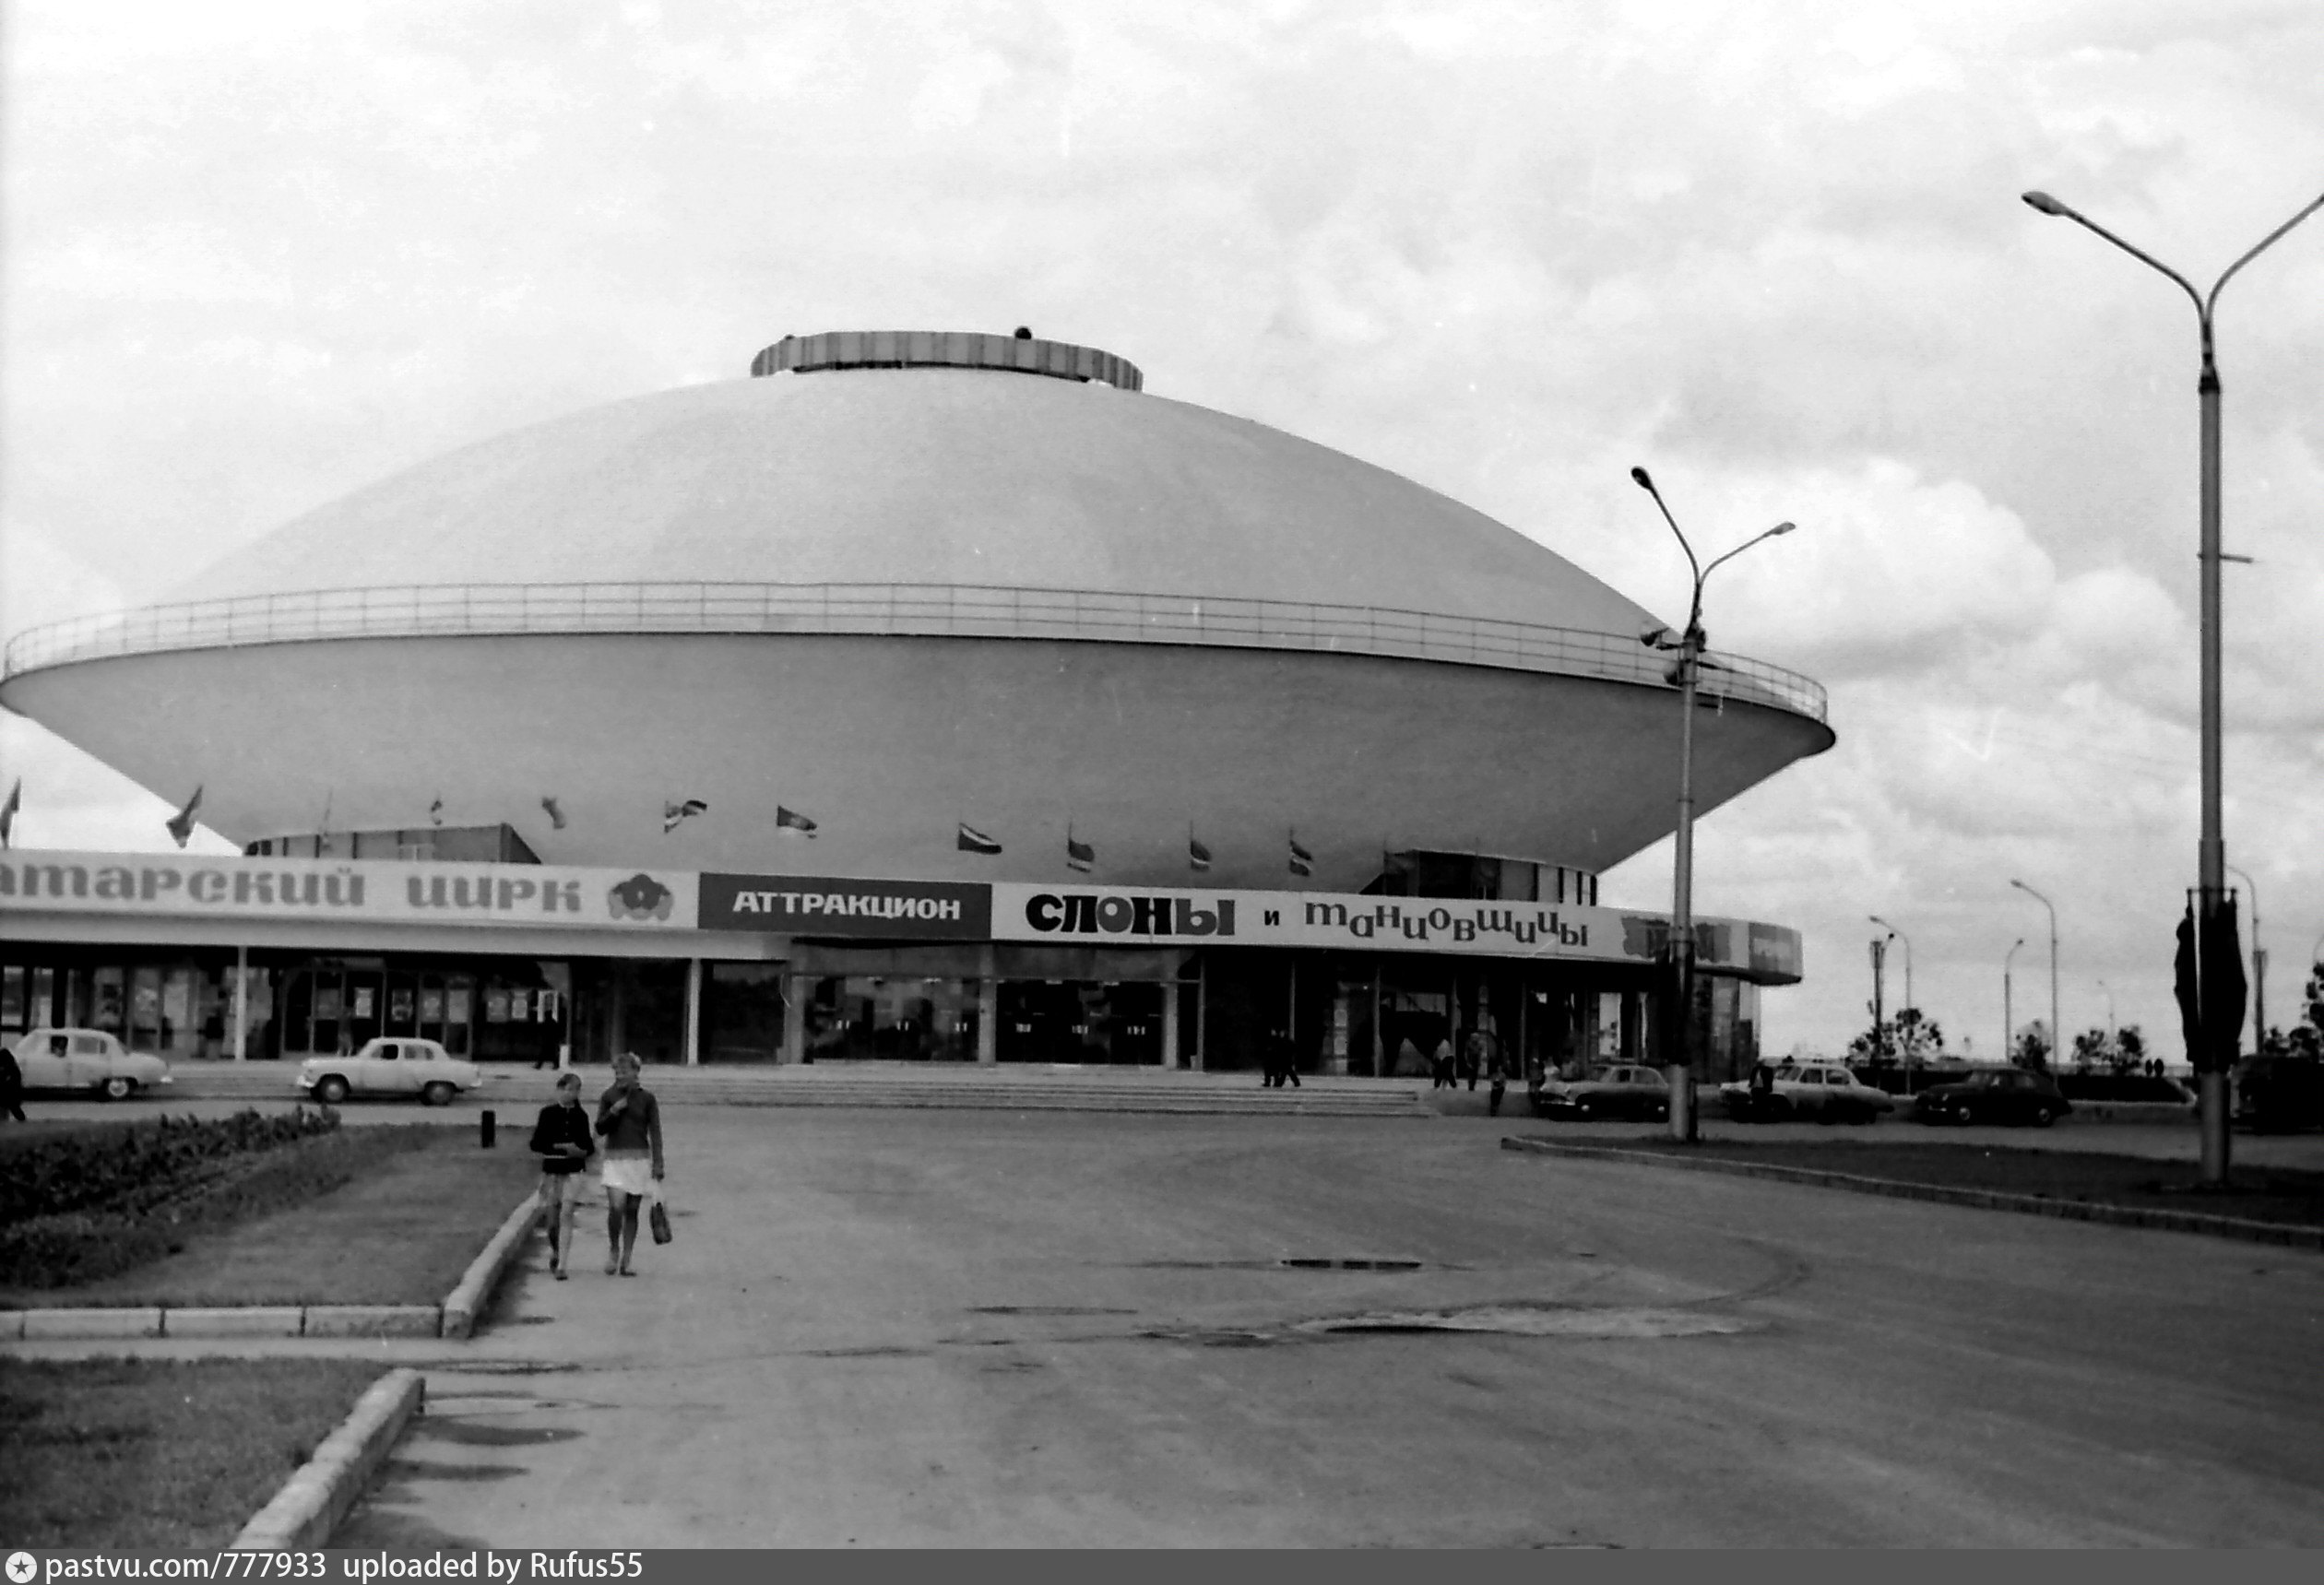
[698,872,991,940]
[990,881,1801,981]
[0,851,699,932]
[0,852,1800,981]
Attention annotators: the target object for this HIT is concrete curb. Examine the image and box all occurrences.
[231,1366,424,1550]
[1500,1137,2324,1251]
[0,1303,442,1340]
[439,1189,544,1339]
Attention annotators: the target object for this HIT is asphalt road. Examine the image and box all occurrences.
[288,1107,2324,1548]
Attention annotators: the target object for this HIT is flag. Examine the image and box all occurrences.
[1288,831,1313,878]
[0,777,18,848]
[1188,830,1213,871]
[1066,831,1095,872]
[776,806,818,837]
[2203,893,2249,1071]
[165,785,204,849]
[540,796,567,831]
[662,798,707,834]
[2173,901,2201,1069]
[957,822,1002,855]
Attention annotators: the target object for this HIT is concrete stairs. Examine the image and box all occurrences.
[156,1060,1437,1118]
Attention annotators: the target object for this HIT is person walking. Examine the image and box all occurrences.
[528,1071,596,1278]
[595,1052,665,1277]
[1429,1032,1455,1091]
[1267,1028,1300,1089]
[0,1040,23,1121]
[1484,1036,1508,1117]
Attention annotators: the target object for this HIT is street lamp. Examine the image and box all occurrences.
[2010,879,2059,1072]
[2005,937,2026,1063]
[1869,916,1913,1011]
[2098,979,2116,1043]
[2022,185,2324,1183]
[1631,465,1796,1141]
[2227,863,2264,1055]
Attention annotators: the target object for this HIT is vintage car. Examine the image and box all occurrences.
[1720,1061,1896,1124]
[1910,1067,2070,1128]
[2232,1056,2323,1133]
[1532,1063,1671,1121]
[6,1027,174,1100]
[295,1037,484,1106]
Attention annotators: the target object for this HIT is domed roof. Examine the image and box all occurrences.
[172,356,1655,634]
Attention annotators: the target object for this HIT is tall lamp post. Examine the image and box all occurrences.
[2010,879,2059,1072]
[2005,937,2026,1063]
[1870,916,1914,1011]
[1630,466,1796,1141]
[2227,863,2264,1055]
[2022,186,2324,1185]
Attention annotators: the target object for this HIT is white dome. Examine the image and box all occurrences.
[173,363,1655,634]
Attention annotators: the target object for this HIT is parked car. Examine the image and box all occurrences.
[1910,1068,2070,1128]
[2233,1056,2323,1133]
[295,1037,483,1106]
[6,1027,174,1100]
[1718,1061,1895,1124]
[1533,1064,1671,1121]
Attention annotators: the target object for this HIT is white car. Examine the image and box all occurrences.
[8,1027,175,1101]
[296,1037,484,1106]
[1719,1061,1896,1124]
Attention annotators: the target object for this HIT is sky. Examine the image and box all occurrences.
[4,0,2320,1060]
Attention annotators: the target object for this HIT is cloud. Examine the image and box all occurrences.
[5,0,2322,1059]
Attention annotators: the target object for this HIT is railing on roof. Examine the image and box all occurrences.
[0,582,1828,724]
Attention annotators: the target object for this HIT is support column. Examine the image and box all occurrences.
[682,958,703,1067]
[977,944,999,1065]
[781,971,807,1066]
[1191,956,1207,1072]
[1160,957,1180,1071]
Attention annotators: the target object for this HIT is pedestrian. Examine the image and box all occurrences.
[1429,1033,1455,1090]
[1268,1028,1300,1089]
[528,1071,596,1278]
[1484,1036,1508,1117]
[0,1039,23,1121]
[1463,1028,1494,1092]
[594,1051,665,1277]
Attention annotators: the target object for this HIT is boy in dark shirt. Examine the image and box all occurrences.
[528,1071,596,1279]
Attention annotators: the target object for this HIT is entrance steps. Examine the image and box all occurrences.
[158,1061,1435,1118]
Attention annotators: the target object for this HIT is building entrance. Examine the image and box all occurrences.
[997,981,1165,1064]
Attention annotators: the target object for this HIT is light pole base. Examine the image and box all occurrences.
[1666,1065,1696,1141]
[2200,1070,2232,1185]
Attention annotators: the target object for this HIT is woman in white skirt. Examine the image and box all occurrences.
[594,1051,665,1276]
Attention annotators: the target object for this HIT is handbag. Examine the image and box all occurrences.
[648,1190,674,1246]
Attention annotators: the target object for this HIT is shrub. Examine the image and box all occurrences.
[0,1123,385,1291]
[0,1108,339,1227]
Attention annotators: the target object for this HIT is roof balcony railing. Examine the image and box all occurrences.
[1,580,1828,724]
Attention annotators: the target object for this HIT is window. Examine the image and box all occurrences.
[374,1043,399,1061]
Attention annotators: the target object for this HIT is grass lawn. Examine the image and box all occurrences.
[0,1125,540,1308]
[0,1355,388,1548]
[1583,1136,2324,1228]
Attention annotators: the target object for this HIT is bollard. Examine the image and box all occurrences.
[480,1109,496,1149]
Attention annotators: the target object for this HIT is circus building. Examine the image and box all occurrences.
[0,329,1832,1080]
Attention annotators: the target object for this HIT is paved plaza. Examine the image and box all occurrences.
[11,1099,2323,1545]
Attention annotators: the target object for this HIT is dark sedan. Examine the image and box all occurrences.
[1911,1068,2070,1128]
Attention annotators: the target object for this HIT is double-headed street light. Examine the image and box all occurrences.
[2010,878,2059,1071]
[1631,465,1796,1141]
[2022,185,2324,1183]
[1869,916,1913,1011]
[2005,937,2027,1062]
